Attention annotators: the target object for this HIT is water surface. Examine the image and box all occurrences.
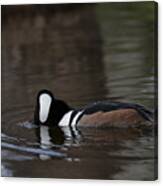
[1,2,157,180]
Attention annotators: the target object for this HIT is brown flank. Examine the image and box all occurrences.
[78,108,151,128]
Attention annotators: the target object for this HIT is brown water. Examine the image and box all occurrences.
[1,2,157,180]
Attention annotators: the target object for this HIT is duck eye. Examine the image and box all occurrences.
[39,94,52,123]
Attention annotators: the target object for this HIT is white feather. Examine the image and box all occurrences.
[39,94,52,123]
[71,111,83,126]
[58,110,73,126]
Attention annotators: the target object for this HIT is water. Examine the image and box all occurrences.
[1,2,157,180]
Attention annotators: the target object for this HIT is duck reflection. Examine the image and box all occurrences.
[35,125,82,160]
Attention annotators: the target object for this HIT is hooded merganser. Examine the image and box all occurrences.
[34,89,153,129]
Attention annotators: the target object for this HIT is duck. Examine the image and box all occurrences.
[34,89,154,129]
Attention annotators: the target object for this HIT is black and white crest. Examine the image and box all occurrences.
[34,90,73,126]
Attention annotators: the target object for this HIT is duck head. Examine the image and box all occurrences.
[34,89,72,126]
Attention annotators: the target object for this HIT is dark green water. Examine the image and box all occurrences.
[1,2,157,180]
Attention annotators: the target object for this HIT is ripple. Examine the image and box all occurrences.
[2,142,67,159]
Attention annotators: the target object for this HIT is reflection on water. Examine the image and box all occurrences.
[2,123,155,179]
[1,2,157,180]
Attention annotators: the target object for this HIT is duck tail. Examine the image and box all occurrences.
[134,104,155,123]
